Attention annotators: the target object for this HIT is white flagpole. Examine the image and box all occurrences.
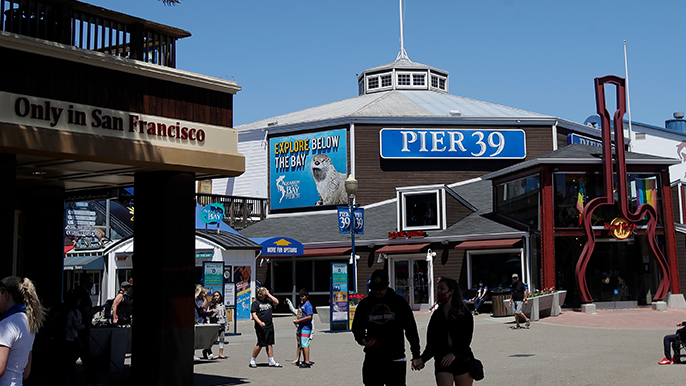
[396,0,410,61]
[624,40,633,152]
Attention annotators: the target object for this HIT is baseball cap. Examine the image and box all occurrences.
[512,273,519,278]
[369,269,389,291]
[121,281,132,288]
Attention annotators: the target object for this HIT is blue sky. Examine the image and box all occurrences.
[91,0,686,128]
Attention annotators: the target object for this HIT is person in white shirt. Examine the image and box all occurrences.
[0,276,47,386]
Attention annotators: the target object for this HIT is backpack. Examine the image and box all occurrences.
[103,298,114,319]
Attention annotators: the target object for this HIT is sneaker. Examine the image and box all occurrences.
[208,354,217,360]
[299,362,311,368]
[474,311,479,315]
[659,357,673,365]
[269,362,282,367]
[249,362,257,368]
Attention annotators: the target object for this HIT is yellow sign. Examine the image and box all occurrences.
[605,217,636,240]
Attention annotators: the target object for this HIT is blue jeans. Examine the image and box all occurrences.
[474,298,485,312]
[664,334,682,361]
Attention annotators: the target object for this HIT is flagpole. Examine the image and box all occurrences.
[624,40,633,152]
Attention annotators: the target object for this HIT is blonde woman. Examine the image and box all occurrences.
[0,276,47,385]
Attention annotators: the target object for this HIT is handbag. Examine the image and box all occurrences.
[468,357,484,381]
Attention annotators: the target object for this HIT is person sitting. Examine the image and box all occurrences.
[659,320,686,364]
[470,281,488,315]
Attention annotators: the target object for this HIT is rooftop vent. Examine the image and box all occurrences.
[666,112,686,133]
[449,110,461,117]
[675,112,685,119]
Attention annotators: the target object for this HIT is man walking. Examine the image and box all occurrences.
[249,287,282,368]
[508,273,530,329]
[352,269,422,385]
[74,274,103,384]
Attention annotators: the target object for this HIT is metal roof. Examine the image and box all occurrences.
[236,90,549,132]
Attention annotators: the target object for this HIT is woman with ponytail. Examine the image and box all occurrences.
[0,276,47,385]
[417,277,475,386]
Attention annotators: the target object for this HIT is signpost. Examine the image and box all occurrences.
[330,262,349,331]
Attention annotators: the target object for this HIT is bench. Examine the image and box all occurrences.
[463,289,492,313]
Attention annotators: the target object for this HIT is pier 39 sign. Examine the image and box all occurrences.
[380,128,526,159]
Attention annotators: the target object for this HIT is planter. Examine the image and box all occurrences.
[316,306,330,325]
[502,290,567,321]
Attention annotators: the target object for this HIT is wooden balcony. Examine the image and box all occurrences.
[1,0,190,67]
[196,194,268,231]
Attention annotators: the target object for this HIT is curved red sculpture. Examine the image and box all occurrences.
[575,75,670,303]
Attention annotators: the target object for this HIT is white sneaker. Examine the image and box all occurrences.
[208,354,217,360]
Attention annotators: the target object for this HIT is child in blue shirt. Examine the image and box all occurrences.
[292,288,314,368]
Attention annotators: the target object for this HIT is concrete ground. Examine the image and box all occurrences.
[56,307,686,385]
[189,307,686,386]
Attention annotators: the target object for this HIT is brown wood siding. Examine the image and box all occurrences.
[678,233,686,295]
[445,194,474,227]
[354,124,555,205]
[432,249,464,286]
[0,47,233,127]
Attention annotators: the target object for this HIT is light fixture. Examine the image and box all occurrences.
[441,240,449,245]
[376,254,384,264]
[345,175,359,293]
[426,249,436,261]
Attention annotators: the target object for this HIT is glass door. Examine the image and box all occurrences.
[412,260,429,307]
[394,260,410,304]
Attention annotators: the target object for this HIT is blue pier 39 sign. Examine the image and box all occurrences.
[379,128,526,159]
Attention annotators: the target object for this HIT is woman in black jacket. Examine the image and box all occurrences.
[418,277,474,386]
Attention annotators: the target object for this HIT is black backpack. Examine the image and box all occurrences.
[103,298,114,319]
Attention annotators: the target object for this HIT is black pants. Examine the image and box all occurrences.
[78,329,97,382]
[663,334,682,362]
[362,356,407,386]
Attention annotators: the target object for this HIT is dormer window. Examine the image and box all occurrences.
[398,74,411,86]
[381,74,392,87]
[413,74,425,86]
[397,185,447,231]
[368,77,379,90]
[431,74,447,91]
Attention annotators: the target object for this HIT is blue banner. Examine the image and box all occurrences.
[380,128,526,159]
[270,129,348,210]
[255,237,304,256]
[338,207,364,234]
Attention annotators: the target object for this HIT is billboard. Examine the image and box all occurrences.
[269,129,348,210]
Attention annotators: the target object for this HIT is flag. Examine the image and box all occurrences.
[576,183,584,225]
[636,177,657,218]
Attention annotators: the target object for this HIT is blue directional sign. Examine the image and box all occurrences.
[380,128,526,159]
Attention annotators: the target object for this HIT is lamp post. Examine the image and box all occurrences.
[345,174,358,294]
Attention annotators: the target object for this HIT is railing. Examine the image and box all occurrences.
[196,194,268,231]
[1,0,190,68]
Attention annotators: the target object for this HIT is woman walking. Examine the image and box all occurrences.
[417,277,474,386]
[207,291,228,359]
[0,276,47,385]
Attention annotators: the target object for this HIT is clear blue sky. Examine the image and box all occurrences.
[91,0,686,128]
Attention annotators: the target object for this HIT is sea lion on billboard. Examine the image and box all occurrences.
[311,154,347,206]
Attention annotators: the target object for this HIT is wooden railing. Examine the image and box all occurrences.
[1,0,190,67]
[196,194,268,231]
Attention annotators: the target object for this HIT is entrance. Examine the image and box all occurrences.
[392,258,430,310]
[585,240,646,309]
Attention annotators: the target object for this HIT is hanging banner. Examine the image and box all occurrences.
[338,207,364,234]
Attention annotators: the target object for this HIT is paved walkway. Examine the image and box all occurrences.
[189,308,686,386]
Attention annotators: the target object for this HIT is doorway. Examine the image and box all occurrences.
[391,258,430,310]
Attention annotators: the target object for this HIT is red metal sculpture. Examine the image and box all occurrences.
[575,75,670,303]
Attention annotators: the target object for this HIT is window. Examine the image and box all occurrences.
[439,78,446,90]
[398,74,411,86]
[381,74,392,87]
[273,260,293,292]
[413,74,425,86]
[495,175,540,228]
[628,173,663,226]
[431,75,438,88]
[358,80,364,95]
[468,251,523,290]
[400,189,444,230]
[368,77,379,89]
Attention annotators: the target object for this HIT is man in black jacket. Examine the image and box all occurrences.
[352,269,422,385]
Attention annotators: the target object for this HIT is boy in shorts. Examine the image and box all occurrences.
[249,287,282,368]
[292,288,314,368]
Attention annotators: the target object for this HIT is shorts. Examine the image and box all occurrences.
[297,327,311,348]
[434,356,470,376]
[513,300,524,314]
[255,325,275,347]
[362,356,406,386]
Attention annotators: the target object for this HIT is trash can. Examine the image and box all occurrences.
[490,289,510,317]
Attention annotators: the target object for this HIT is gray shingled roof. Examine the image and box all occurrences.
[240,179,524,247]
[483,143,680,180]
